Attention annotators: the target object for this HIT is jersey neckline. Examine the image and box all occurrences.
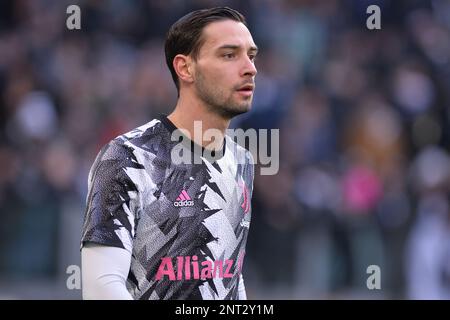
[158,114,227,162]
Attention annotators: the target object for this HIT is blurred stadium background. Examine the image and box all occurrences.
[1,0,450,299]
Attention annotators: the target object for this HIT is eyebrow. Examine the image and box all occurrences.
[217,44,259,53]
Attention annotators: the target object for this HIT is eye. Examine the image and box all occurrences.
[248,54,257,62]
[223,53,235,59]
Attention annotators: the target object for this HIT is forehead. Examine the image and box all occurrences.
[200,20,256,52]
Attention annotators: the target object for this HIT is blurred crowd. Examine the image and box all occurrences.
[0,0,450,299]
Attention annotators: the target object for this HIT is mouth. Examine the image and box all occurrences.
[236,84,255,95]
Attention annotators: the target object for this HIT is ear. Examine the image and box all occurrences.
[173,54,194,85]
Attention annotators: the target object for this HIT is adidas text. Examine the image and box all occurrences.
[174,200,194,207]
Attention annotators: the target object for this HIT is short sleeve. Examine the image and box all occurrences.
[81,140,143,253]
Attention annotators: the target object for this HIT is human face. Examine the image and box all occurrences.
[193,20,258,119]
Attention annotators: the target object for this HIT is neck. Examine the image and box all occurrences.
[168,90,230,151]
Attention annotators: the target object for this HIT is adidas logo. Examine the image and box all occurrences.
[174,190,194,207]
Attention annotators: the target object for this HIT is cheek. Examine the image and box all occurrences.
[201,62,234,86]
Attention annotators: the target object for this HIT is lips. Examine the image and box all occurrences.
[237,84,255,92]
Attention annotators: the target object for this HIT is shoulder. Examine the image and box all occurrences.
[119,118,163,142]
[88,119,166,179]
[96,118,169,161]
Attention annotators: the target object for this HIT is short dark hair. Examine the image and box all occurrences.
[164,7,247,93]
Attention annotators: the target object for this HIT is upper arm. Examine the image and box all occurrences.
[81,141,143,253]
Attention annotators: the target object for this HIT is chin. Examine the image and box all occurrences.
[234,105,252,116]
[218,104,251,119]
[240,102,253,112]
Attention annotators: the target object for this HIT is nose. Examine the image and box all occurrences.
[241,56,257,78]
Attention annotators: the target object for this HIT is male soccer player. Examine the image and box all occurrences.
[81,7,258,300]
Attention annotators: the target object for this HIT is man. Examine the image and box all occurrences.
[81,7,257,300]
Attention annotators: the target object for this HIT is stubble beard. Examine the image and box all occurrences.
[195,69,252,120]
